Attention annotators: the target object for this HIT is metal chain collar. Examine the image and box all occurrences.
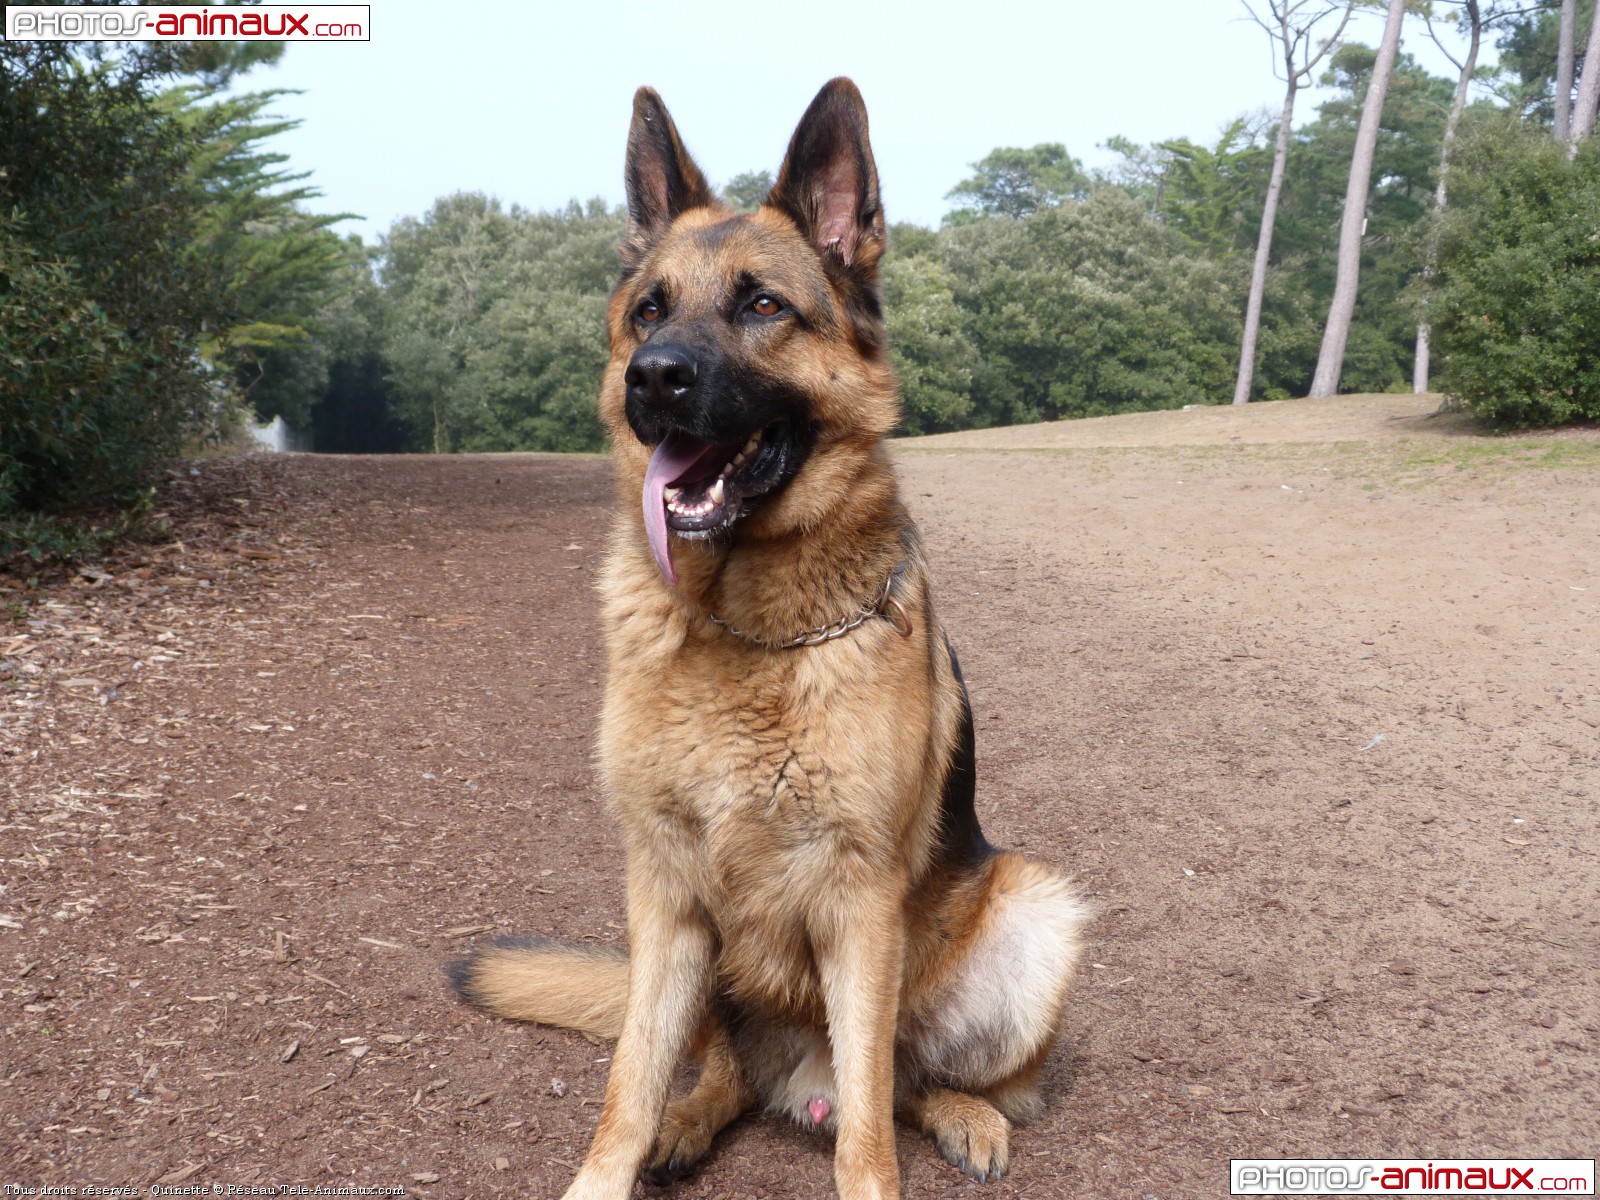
[708,571,913,650]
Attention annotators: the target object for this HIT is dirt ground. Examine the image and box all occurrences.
[2,394,1597,1197]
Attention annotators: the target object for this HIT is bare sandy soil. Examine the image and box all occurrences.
[3,394,1597,1198]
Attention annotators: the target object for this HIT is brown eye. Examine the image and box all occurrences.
[751,295,781,318]
[636,299,662,323]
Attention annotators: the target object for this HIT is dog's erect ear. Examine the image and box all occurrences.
[623,87,716,264]
[766,78,885,274]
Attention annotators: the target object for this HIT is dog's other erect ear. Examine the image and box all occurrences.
[623,87,716,266]
[767,78,885,276]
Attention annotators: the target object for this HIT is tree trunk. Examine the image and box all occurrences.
[1234,0,1354,404]
[1573,0,1600,144]
[1555,0,1578,141]
[1414,1,1481,394]
[1309,0,1408,398]
[1234,84,1298,405]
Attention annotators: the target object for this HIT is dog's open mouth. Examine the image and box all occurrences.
[642,423,794,585]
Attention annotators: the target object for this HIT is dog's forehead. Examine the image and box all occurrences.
[650,212,833,312]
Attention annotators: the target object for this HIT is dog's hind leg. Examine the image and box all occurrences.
[899,854,1086,1182]
[896,1041,1049,1182]
[642,1018,755,1184]
[911,854,1086,1092]
[979,1051,1047,1126]
[900,1086,1010,1182]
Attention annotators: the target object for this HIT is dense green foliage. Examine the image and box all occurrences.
[1287,47,1456,391]
[1,42,350,559]
[379,195,621,453]
[881,247,975,435]
[936,191,1243,421]
[2,47,217,523]
[720,171,774,214]
[944,144,1092,222]
[1423,123,1600,427]
[186,90,352,418]
[1496,2,1593,124]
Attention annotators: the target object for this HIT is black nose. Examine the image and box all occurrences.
[625,344,698,408]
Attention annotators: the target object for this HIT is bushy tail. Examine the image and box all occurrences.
[448,936,628,1039]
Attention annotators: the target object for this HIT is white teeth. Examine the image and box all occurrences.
[664,443,750,522]
[666,492,716,517]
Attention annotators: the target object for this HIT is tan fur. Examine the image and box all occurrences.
[902,1087,1011,1182]
[449,941,627,1038]
[644,1021,756,1181]
[450,79,1087,1200]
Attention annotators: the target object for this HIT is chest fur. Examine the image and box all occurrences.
[597,627,936,1014]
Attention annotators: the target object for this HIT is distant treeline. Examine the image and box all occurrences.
[263,25,1600,451]
[3,7,1599,558]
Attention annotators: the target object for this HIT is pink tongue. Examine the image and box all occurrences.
[642,433,723,586]
[808,1096,831,1125]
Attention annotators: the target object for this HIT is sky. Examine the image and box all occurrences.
[242,0,1499,243]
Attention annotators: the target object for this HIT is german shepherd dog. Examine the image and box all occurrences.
[451,78,1086,1200]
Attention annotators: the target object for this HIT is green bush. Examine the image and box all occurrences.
[1425,124,1600,427]
[0,223,211,520]
[1,46,221,552]
[2,43,343,560]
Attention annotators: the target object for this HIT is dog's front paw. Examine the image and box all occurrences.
[927,1097,1010,1183]
[641,1100,715,1185]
